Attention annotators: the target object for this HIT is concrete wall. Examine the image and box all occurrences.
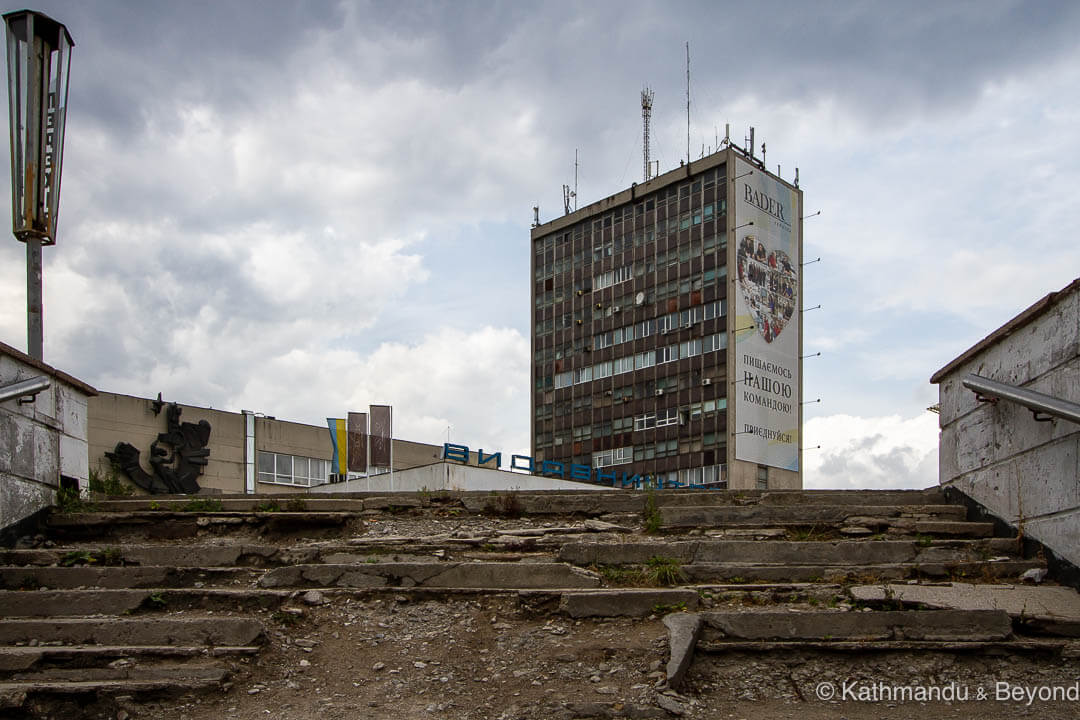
[934,279,1080,567]
[90,392,446,495]
[1,343,95,531]
[310,462,613,493]
[89,393,245,494]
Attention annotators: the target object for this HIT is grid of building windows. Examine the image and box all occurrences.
[257,451,331,487]
[531,159,731,488]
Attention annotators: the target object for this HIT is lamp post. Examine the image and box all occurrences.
[4,10,73,361]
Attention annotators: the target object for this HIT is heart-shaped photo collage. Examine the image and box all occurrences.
[736,234,797,344]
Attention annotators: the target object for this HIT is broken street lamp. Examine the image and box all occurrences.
[4,9,74,359]
[5,9,72,244]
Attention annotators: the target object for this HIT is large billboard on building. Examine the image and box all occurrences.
[732,156,800,470]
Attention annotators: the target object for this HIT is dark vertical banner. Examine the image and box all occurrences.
[347,411,368,473]
[370,405,392,468]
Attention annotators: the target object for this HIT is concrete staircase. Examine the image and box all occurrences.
[1,488,1078,718]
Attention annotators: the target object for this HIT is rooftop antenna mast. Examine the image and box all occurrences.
[685,41,691,166]
[574,149,579,211]
[641,87,654,181]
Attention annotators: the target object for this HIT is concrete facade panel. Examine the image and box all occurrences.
[0,473,55,529]
[1024,512,1080,568]
[1,343,94,532]
[1014,437,1079,519]
[950,463,1020,524]
[952,409,996,475]
[60,433,89,481]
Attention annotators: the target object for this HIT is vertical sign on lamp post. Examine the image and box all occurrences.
[4,10,74,361]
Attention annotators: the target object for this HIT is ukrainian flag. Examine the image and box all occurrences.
[326,418,347,476]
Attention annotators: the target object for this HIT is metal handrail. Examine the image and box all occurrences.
[0,375,51,403]
[963,373,1080,425]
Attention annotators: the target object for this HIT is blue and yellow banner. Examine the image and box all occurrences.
[326,418,347,475]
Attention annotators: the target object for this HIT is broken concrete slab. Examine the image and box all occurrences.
[850,582,1080,629]
[663,613,702,689]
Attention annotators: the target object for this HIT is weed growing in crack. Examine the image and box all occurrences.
[646,555,685,586]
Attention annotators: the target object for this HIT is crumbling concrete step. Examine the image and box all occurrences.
[660,504,966,528]
[5,662,228,683]
[0,544,282,568]
[0,616,265,646]
[257,562,601,589]
[556,589,701,618]
[0,645,260,674]
[0,565,260,590]
[700,609,1013,642]
[0,667,228,707]
[46,512,363,539]
[914,520,993,536]
[558,539,1012,567]
[850,582,1080,637]
[0,589,150,616]
[0,588,299,616]
[679,560,1042,583]
[698,638,1080,654]
[92,497,369,512]
[459,493,643,515]
[656,488,948,508]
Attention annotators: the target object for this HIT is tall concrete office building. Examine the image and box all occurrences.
[530,147,803,489]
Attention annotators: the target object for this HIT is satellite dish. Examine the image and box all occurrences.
[635,292,645,306]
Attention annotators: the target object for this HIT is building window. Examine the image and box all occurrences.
[756,465,769,490]
[258,451,330,487]
[634,412,656,431]
[593,447,632,468]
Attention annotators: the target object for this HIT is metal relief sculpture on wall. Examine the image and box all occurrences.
[106,400,211,494]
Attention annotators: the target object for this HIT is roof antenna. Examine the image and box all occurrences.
[685,41,691,166]
[574,149,579,211]
[532,206,540,228]
[641,88,654,181]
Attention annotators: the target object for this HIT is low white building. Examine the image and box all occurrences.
[309,461,613,493]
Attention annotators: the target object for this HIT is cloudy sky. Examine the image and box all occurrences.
[2,1,1078,489]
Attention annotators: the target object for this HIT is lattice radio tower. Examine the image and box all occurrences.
[641,87,654,182]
